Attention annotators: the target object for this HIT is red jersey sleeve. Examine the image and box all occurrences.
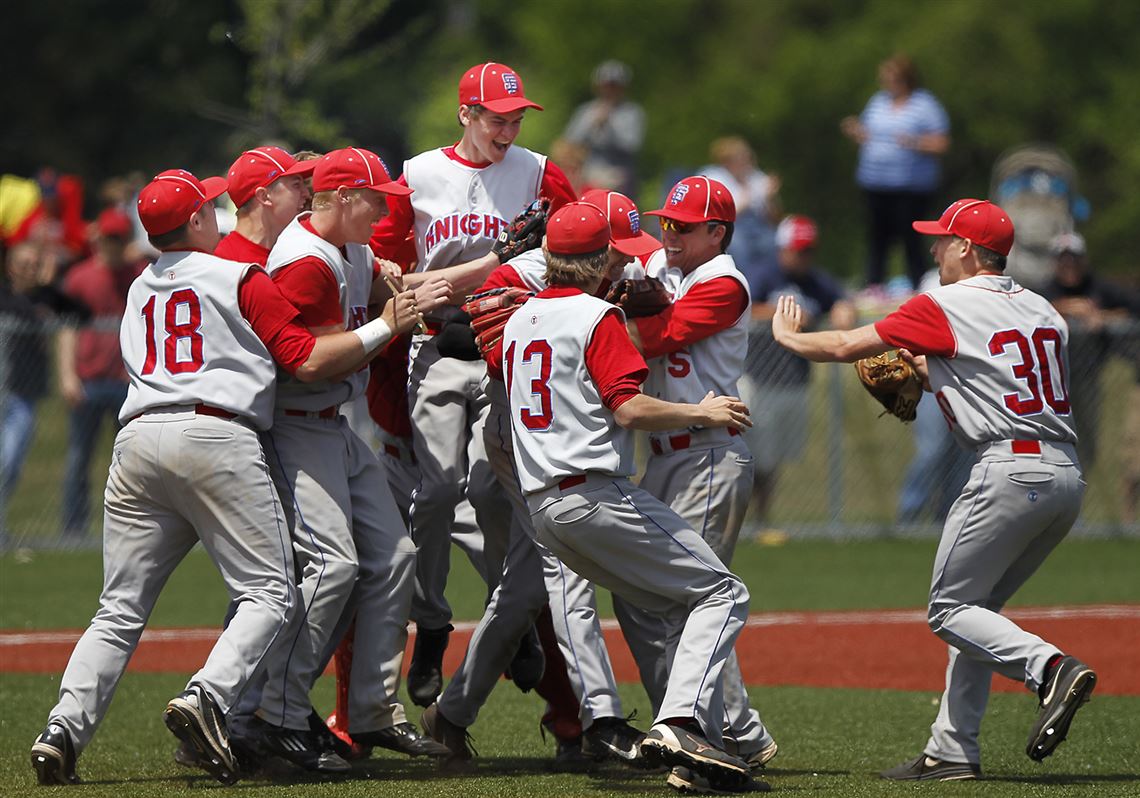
[585,309,648,410]
[477,265,526,293]
[633,277,748,360]
[540,161,578,211]
[370,177,415,261]
[270,256,343,329]
[237,268,316,375]
[874,293,957,358]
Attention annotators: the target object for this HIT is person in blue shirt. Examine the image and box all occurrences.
[841,54,950,289]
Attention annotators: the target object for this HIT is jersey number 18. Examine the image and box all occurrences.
[140,290,205,375]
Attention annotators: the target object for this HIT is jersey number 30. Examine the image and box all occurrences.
[988,327,1070,416]
[505,339,553,430]
[141,290,205,375]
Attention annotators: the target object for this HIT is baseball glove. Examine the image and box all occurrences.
[604,276,672,318]
[462,287,535,357]
[853,350,923,422]
[491,198,550,262]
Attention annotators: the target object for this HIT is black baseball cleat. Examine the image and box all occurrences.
[504,625,545,693]
[163,684,240,785]
[880,754,981,781]
[640,722,750,792]
[255,721,352,773]
[408,624,452,708]
[667,765,772,793]
[583,715,646,764]
[421,703,476,765]
[31,722,81,785]
[173,739,201,768]
[353,722,452,757]
[1027,655,1097,761]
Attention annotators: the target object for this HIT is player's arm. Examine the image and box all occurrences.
[627,277,748,357]
[771,295,889,362]
[583,309,750,432]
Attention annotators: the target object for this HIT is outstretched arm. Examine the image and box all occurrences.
[771,294,890,363]
[613,391,751,432]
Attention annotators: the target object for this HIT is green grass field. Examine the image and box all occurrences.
[3,539,1139,795]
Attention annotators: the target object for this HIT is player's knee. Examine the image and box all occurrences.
[927,601,955,637]
[323,555,359,591]
[411,479,462,518]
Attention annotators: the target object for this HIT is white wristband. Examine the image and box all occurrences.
[351,317,393,354]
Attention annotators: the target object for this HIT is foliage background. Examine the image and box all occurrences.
[3,0,1139,277]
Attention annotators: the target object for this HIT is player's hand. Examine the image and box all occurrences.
[413,276,452,316]
[388,289,424,335]
[899,348,931,392]
[374,257,403,288]
[698,391,752,431]
[771,294,804,343]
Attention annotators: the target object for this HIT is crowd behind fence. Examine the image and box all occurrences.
[3,310,1137,552]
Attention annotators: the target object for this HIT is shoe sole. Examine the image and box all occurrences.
[641,737,749,791]
[667,767,771,794]
[31,742,74,786]
[164,700,239,785]
[1027,668,1097,761]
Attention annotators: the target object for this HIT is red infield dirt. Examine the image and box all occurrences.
[2,606,1137,695]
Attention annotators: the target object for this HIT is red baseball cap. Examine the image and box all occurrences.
[912,199,1015,256]
[458,62,543,114]
[581,189,661,258]
[646,176,736,224]
[776,215,818,251]
[96,208,133,239]
[137,169,228,236]
[311,148,412,195]
[226,146,316,208]
[546,201,611,256]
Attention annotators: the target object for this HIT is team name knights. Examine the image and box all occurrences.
[424,213,508,254]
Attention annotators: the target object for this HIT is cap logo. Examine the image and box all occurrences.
[628,209,640,234]
[502,72,519,94]
[669,183,690,206]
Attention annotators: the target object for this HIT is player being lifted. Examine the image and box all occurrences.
[771,199,1096,780]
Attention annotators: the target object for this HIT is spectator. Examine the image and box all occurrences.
[701,136,782,289]
[841,54,950,289]
[895,269,973,528]
[563,59,645,195]
[1040,232,1140,472]
[739,215,855,528]
[1,242,87,543]
[57,209,147,542]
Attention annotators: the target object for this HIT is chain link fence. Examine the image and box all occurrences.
[2,311,1139,551]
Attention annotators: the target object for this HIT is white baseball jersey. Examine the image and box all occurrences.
[118,251,277,429]
[266,214,372,410]
[504,292,635,493]
[878,273,1078,448]
[502,248,549,291]
[405,146,545,272]
[641,250,750,407]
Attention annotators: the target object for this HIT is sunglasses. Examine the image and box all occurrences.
[660,218,722,235]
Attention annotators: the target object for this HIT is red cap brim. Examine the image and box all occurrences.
[612,231,661,258]
[646,208,714,224]
[479,98,544,114]
[373,181,413,196]
[200,176,229,202]
[912,220,951,236]
[284,160,317,177]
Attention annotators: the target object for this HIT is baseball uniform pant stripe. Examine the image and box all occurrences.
[619,485,743,728]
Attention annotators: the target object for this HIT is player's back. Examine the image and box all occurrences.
[926,274,1077,448]
[119,251,277,429]
[503,291,634,493]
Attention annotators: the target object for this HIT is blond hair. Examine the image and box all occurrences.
[542,244,609,289]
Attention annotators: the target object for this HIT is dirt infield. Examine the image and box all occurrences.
[3,605,1136,695]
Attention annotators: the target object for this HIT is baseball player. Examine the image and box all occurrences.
[248,148,452,770]
[369,61,576,708]
[425,190,662,766]
[617,177,778,790]
[215,146,314,265]
[771,199,1096,780]
[502,202,761,793]
[30,168,423,786]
